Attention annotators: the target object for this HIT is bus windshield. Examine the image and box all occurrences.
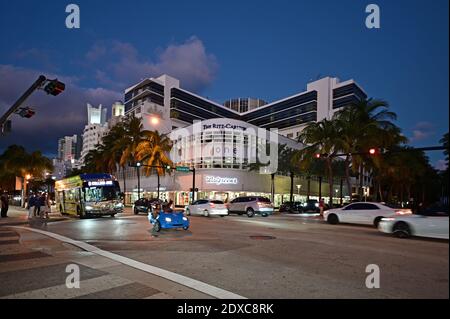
[84,185,120,202]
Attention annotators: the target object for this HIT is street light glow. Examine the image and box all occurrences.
[150,116,160,125]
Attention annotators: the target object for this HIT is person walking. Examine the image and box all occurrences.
[319,198,325,217]
[38,193,49,219]
[0,191,9,218]
[27,192,36,219]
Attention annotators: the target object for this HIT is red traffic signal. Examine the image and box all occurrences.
[369,148,378,155]
[44,79,65,96]
[15,107,35,118]
[315,153,321,159]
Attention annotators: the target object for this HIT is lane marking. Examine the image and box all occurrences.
[10,226,246,299]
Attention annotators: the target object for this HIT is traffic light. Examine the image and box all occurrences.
[369,148,378,155]
[44,79,65,96]
[16,107,35,118]
[315,153,321,159]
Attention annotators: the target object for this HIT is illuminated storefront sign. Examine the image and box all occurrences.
[205,176,239,186]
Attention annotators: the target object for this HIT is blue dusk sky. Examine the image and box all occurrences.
[0,0,448,168]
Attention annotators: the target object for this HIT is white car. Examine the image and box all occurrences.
[378,206,449,239]
[323,202,411,227]
[228,196,274,218]
[185,199,228,217]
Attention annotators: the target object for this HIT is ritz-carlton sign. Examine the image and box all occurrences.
[205,176,239,186]
[202,123,247,131]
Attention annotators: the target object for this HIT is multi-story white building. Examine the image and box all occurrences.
[108,101,125,128]
[57,134,81,162]
[80,104,109,162]
[118,74,367,206]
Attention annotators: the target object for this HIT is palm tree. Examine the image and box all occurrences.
[0,145,52,205]
[135,131,174,176]
[134,130,173,199]
[334,98,406,199]
[298,119,342,206]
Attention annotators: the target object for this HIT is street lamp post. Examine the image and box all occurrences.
[136,162,141,200]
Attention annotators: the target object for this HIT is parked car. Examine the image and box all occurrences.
[302,199,321,214]
[228,196,274,217]
[185,199,228,217]
[378,204,449,239]
[279,201,303,213]
[133,198,162,215]
[133,198,151,215]
[323,202,412,227]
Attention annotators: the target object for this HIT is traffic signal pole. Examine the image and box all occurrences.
[0,75,47,132]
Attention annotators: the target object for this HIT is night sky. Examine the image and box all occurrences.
[0,0,448,168]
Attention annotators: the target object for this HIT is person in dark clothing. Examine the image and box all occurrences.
[1,191,9,218]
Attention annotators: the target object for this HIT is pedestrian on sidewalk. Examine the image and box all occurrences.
[40,193,50,219]
[27,192,37,219]
[319,198,325,217]
[1,191,9,218]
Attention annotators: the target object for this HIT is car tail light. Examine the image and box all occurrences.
[395,209,412,215]
[210,203,215,208]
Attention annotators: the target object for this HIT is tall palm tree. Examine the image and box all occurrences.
[298,119,342,206]
[334,98,406,199]
[135,131,174,176]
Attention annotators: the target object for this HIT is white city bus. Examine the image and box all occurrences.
[55,174,124,218]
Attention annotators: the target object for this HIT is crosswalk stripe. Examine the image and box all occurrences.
[1,274,132,299]
[12,226,246,299]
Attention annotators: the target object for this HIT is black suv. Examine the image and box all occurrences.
[133,198,151,215]
[279,201,303,213]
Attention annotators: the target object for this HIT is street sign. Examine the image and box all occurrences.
[176,166,191,172]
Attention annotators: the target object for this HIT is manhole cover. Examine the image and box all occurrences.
[249,235,276,240]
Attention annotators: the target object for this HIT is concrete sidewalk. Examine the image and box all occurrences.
[0,206,69,226]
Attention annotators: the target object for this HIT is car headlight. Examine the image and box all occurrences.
[315,203,319,207]
[182,217,188,221]
[85,205,93,211]
[381,218,395,221]
[165,217,172,222]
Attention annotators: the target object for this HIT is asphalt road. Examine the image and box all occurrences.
[0,209,448,299]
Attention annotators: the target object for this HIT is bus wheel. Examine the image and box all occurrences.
[77,206,86,219]
[110,214,116,218]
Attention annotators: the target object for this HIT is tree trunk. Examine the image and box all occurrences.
[122,166,127,193]
[289,172,294,203]
[344,156,352,202]
[378,183,384,202]
[327,158,334,207]
[271,173,275,203]
[359,164,364,200]
[307,176,311,200]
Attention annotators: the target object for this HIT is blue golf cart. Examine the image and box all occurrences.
[148,210,190,232]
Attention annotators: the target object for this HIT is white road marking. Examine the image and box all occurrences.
[1,274,132,299]
[11,226,246,299]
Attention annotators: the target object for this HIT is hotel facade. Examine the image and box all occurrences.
[119,74,368,207]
